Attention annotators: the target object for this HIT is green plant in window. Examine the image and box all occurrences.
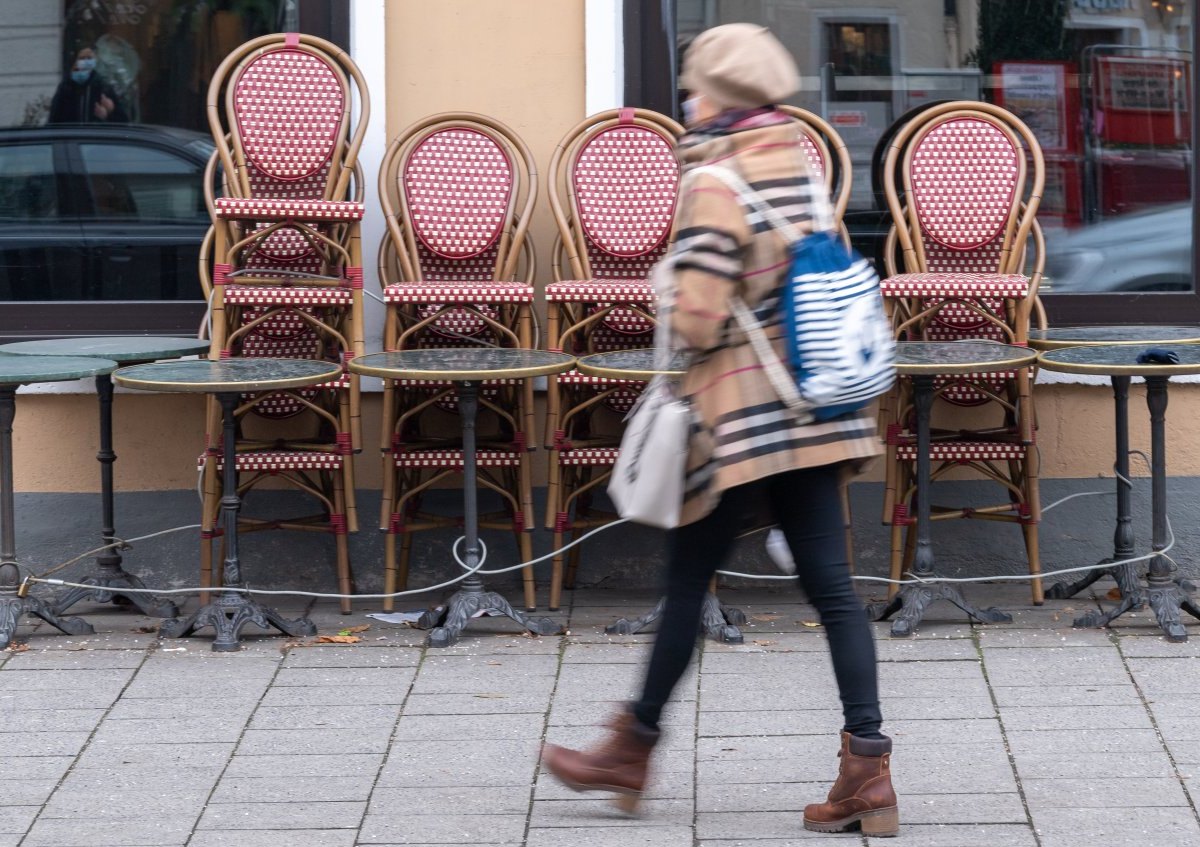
[966,0,1071,74]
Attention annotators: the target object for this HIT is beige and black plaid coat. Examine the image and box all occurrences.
[667,114,882,526]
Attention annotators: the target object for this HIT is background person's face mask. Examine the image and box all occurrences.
[72,57,96,84]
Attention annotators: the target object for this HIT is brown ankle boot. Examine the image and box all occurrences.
[541,708,660,813]
[804,732,899,837]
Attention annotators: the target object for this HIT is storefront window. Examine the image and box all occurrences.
[663,0,1197,323]
[0,0,347,339]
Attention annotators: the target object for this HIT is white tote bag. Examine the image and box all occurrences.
[607,248,692,530]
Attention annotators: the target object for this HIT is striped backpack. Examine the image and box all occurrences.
[699,166,895,420]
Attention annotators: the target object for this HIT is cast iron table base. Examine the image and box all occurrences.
[866,375,1013,636]
[606,594,746,644]
[413,381,560,647]
[160,392,316,651]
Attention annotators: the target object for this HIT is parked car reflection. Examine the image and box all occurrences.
[1043,203,1191,293]
[0,123,213,303]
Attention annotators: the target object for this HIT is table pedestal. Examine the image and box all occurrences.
[606,593,746,644]
[867,375,1013,636]
[1046,376,1142,603]
[1072,377,1199,641]
[160,392,316,651]
[0,389,94,649]
[416,381,560,647]
[51,374,177,619]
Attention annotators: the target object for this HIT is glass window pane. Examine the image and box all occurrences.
[78,142,203,221]
[0,144,58,220]
[676,1,1194,296]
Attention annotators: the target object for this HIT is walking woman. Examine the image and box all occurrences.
[541,24,898,837]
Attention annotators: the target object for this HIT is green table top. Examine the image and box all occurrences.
[1038,344,1200,377]
[1029,326,1200,351]
[350,349,576,381]
[0,336,208,363]
[0,356,118,387]
[114,358,342,394]
[894,341,1037,376]
[575,349,688,380]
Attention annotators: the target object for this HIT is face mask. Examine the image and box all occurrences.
[76,57,97,71]
[682,95,703,126]
[71,69,93,84]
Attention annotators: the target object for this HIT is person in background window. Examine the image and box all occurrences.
[49,47,128,124]
[541,23,898,838]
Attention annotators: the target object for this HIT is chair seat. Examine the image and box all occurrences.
[199,450,346,472]
[894,441,1028,462]
[384,282,535,304]
[557,369,645,386]
[545,279,654,303]
[881,273,1029,299]
[556,447,620,467]
[393,449,523,469]
[223,284,354,307]
[214,197,365,222]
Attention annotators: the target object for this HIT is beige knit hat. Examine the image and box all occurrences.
[680,23,800,111]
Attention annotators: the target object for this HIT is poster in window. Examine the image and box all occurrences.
[995,61,1078,154]
[1095,56,1191,146]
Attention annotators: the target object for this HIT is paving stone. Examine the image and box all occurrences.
[0,806,38,835]
[696,735,832,763]
[0,731,92,757]
[197,799,365,830]
[1031,806,1200,846]
[699,839,864,847]
[997,704,1155,731]
[236,727,395,756]
[3,650,145,669]
[1004,727,1165,755]
[375,739,542,787]
[1022,777,1191,808]
[561,641,652,664]
[402,691,551,715]
[248,704,401,731]
[1126,657,1200,696]
[901,792,1027,825]
[39,788,211,819]
[187,830,357,847]
[1118,635,1200,657]
[976,627,1117,648]
[874,639,978,661]
[0,757,76,781]
[883,696,997,721]
[259,685,410,707]
[102,696,260,720]
[981,647,1129,688]
[358,812,528,843]
[281,646,421,668]
[530,797,693,827]
[704,633,834,653]
[877,659,985,681]
[0,708,105,733]
[866,824,1036,846]
[0,669,134,690]
[0,778,60,806]
[879,675,992,699]
[20,815,196,846]
[88,714,244,745]
[695,782,833,814]
[366,786,532,816]
[0,687,123,710]
[272,666,419,688]
[71,740,235,769]
[1010,751,1176,780]
[697,709,842,739]
[525,824,695,847]
[990,683,1143,707]
[210,775,377,804]
[222,753,382,779]
[887,718,1004,747]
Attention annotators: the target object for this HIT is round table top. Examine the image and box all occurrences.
[349,349,576,381]
[1038,344,1200,377]
[0,355,118,387]
[894,341,1037,376]
[0,336,209,363]
[1029,326,1200,351]
[576,349,687,380]
[113,358,342,394]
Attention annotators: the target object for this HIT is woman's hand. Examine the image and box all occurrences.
[93,94,114,120]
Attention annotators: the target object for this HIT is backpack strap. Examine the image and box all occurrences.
[692,165,805,246]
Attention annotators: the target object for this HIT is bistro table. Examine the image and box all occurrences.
[0,356,118,649]
[350,349,574,647]
[575,349,747,645]
[1038,344,1200,642]
[1029,326,1200,602]
[867,341,1038,637]
[113,358,340,651]
[0,337,209,618]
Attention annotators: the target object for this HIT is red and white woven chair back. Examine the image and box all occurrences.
[572,122,678,335]
[232,45,346,196]
[238,310,329,419]
[400,127,515,337]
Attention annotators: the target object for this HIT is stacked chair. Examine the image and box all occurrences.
[376,113,539,612]
[543,108,683,611]
[200,33,370,613]
[878,102,1046,604]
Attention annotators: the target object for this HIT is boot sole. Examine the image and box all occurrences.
[804,806,899,837]
[555,776,643,815]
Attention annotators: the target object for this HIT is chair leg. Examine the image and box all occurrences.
[888,522,905,600]
[332,472,352,615]
[398,530,414,604]
[519,530,536,612]
[549,524,566,612]
[1023,523,1043,606]
[383,524,398,614]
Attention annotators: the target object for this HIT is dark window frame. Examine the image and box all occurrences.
[0,2,350,342]
[626,0,1200,325]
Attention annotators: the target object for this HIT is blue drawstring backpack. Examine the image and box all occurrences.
[699,166,895,420]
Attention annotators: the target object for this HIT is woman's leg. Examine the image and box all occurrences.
[632,487,747,730]
[768,464,883,739]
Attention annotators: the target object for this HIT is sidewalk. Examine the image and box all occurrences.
[2,583,1198,847]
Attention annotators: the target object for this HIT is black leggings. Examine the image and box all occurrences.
[632,463,884,739]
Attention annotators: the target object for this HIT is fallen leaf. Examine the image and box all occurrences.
[751,614,781,622]
[4,642,29,653]
[752,639,777,646]
[338,624,370,635]
[800,620,822,628]
[317,635,361,644]
[1106,587,1122,601]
